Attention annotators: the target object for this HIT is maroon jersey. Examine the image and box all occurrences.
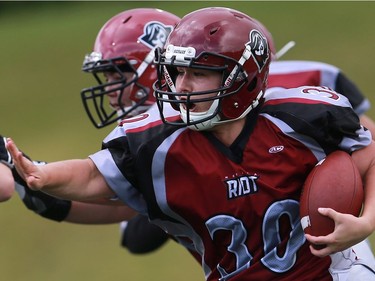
[268,60,370,116]
[90,86,371,280]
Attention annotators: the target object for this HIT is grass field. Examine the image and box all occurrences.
[0,2,374,280]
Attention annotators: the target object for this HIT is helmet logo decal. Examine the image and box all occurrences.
[247,29,270,72]
[139,21,173,49]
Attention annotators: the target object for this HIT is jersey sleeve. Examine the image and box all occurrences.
[262,86,372,154]
[268,60,371,116]
[335,72,371,116]
[89,126,148,215]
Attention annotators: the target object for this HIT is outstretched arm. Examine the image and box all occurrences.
[66,202,137,224]
[6,138,114,202]
[16,179,136,223]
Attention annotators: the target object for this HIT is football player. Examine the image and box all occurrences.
[119,15,375,256]
[8,7,375,280]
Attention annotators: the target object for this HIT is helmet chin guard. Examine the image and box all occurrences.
[180,99,221,131]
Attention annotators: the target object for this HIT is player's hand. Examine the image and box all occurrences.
[305,207,372,257]
[13,161,72,221]
[6,138,46,191]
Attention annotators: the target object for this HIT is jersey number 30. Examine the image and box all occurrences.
[205,199,305,280]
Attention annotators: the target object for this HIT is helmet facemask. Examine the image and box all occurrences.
[154,46,254,131]
[79,9,180,129]
[81,53,150,128]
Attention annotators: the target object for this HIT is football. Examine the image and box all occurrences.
[300,150,363,237]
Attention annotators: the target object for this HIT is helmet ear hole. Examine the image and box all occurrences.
[209,27,219,35]
[122,16,131,24]
[247,77,257,92]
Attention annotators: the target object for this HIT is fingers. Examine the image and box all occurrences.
[5,138,22,162]
[305,208,361,257]
[305,233,331,254]
[317,207,338,219]
[6,138,26,172]
[304,209,339,257]
[305,232,339,257]
[5,138,39,190]
[308,243,331,258]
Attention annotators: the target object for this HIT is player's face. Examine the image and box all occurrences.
[175,67,222,113]
[104,72,134,110]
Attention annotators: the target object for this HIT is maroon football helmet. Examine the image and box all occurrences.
[153,7,271,130]
[81,8,180,128]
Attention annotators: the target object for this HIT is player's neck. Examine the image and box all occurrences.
[212,118,246,147]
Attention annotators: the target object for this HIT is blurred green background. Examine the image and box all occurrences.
[0,1,374,280]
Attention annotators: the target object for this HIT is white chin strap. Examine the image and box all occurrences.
[179,99,221,131]
[180,90,264,131]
